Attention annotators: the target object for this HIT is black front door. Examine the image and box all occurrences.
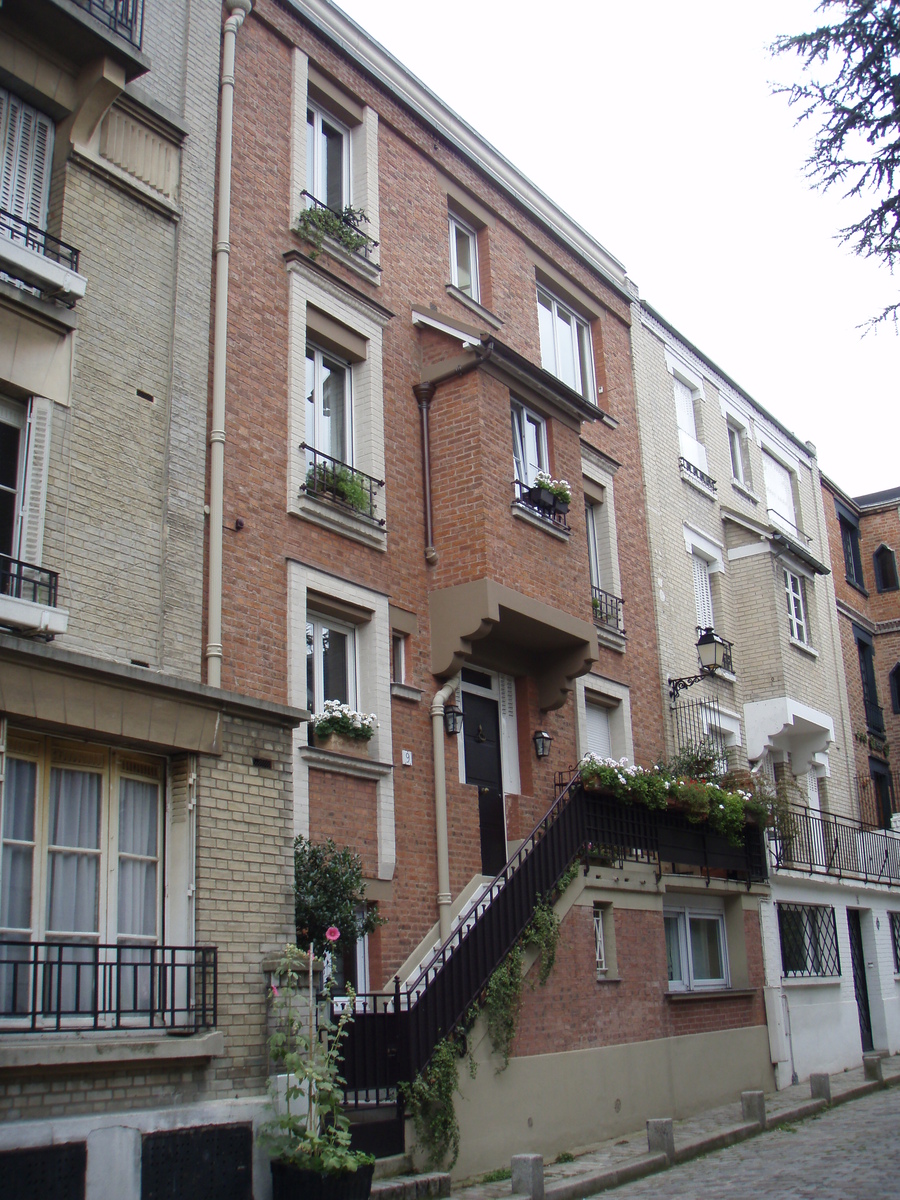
[847,909,874,1053]
[462,692,507,876]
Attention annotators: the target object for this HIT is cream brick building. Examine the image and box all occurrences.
[631,298,900,1088]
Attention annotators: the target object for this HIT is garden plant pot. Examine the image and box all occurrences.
[271,1160,375,1200]
[526,485,556,510]
[314,731,371,758]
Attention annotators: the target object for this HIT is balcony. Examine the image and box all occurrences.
[768,805,900,885]
[1,0,148,79]
[301,444,385,526]
[296,192,379,261]
[864,697,886,736]
[678,455,717,494]
[0,555,68,637]
[514,479,570,532]
[68,0,143,46]
[591,585,624,633]
[0,941,216,1033]
[0,210,87,306]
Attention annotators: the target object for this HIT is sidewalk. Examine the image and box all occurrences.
[372,1055,900,1200]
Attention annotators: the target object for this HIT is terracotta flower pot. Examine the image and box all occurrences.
[314,730,371,758]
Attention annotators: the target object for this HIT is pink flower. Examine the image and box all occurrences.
[270,985,279,998]
[325,926,340,943]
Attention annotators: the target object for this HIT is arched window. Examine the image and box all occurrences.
[874,545,899,593]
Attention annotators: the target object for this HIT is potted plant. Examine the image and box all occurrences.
[259,937,375,1200]
[527,470,572,514]
[310,701,377,756]
[306,462,373,518]
[294,202,372,261]
[293,836,385,960]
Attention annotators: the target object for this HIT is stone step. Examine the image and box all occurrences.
[372,1171,452,1200]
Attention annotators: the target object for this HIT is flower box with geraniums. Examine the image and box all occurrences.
[527,470,571,515]
[578,754,770,846]
[310,701,377,757]
[259,934,375,1200]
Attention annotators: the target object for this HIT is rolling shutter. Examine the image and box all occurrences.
[585,703,611,759]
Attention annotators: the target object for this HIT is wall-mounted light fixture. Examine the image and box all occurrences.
[533,729,553,759]
[443,702,464,736]
[668,627,730,703]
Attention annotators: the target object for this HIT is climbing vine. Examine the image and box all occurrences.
[483,943,524,1071]
[399,1037,462,1169]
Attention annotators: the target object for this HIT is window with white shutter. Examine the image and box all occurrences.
[585,703,611,759]
[673,377,708,473]
[0,395,51,566]
[0,88,54,232]
[497,672,520,796]
[692,554,714,630]
[763,452,797,535]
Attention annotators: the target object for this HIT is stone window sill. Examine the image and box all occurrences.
[292,231,382,286]
[444,284,503,329]
[789,637,819,658]
[293,493,387,551]
[780,975,841,988]
[0,1028,224,1071]
[511,502,570,542]
[391,682,423,702]
[299,744,393,781]
[731,479,759,504]
[680,466,717,500]
[666,987,756,1002]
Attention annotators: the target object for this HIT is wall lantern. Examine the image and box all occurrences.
[533,730,553,759]
[443,703,464,737]
[668,627,730,703]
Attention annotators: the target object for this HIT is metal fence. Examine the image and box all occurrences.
[0,554,59,607]
[769,805,900,885]
[70,0,143,47]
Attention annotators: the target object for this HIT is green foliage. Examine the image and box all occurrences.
[556,863,579,895]
[524,897,561,988]
[295,204,371,261]
[258,944,374,1174]
[483,944,523,1071]
[771,1,900,328]
[293,836,384,958]
[399,1038,462,1169]
[480,1168,512,1183]
[307,461,373,517]
[555,1152,576,1164]
[311,700,377,742]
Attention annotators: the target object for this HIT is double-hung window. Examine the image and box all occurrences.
[306,613,357,713]
[855,625,883,733]
[306,345,351,466]
[784,570,809,644]
[664,905,729,991]
[449,212,479,301]
[306,103,349,211]
[537,287,595,402]
[511,399,547,487]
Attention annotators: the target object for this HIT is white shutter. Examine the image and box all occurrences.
[692,554,714,630]
[763,452,796,532]
[585,703,611,759]
[0,88,54,228]
[17,397,52,565]
[497,673,520,795]
[673,378,697,437]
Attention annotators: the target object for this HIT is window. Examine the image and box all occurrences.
[777,902,840,978]
[0,88,54,234]
[727,421,751,489]
[692,553,714,631]
[511,399,547,487]
[0,394,51,569]
[306,614,357,714]
[890,912,900,974]
[870,759,895,829]
[835,501,865,589]
[593,902,607,976]
[391,633,406,685]
[537,287,595,402]
[874,545,899,593]
[855,626,883,733]
[448,212,478,301]
[306,103,349,211]
[585,501,602,592]
[763,451,798,536]
[890,664,900,715]
[664,905,729,991]
[784,570,809,645]
[306,345,351,464]
[0,737,163,1016]
[585,702,611,758]
[673,376,710,477]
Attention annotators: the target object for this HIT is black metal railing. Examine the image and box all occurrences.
[673,695,728,773]
[865,698,886,735]
[335,777,766,1107]
[298,192,379,259]
[514,480,570,531]
[0,208,80,273]
[300,444,385,525]
[0,941,216,1032]
[767,509,812,546]
[768,805,900,885]
[591,586,624,632]
[68,0,143,47]
[678,456,717,492]
[718,635,735,674]
[858,771,899,829]
[0,555,59,607]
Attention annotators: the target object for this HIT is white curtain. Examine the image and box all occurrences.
[46,768,101,936]
[117,778,158,940]
[1,757,36,931]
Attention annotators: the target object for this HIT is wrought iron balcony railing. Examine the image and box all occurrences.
[591,586,624,633]
[514,480,570,531]
[865,698,886,735]
[69,0,144,47]
[766,508,812,546]
[301,444,385,525]
[297,192,379,260]
[0,209,80,273]
[678,456,717,492]
[0,941,216,1033]
[768,805,900,885]
[0,555,59,607]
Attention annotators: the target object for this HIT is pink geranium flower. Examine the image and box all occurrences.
[325,926,340,943]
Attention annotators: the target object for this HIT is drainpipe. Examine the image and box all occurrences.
[206,0,251,688]
[432,675,461,942]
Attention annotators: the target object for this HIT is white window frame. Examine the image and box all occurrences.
[784,569,809,645]
[306,612,358,714]
[585,500,603,591]
[762,450,799,537]
[664,904,729,992]
[664,350,709,476]
[511,399,547,487]
[593,902,607,976]
[577,675,633,763]
[448,212,479,301]
[0,394,52,568]
[391,633,406,685]
[536,286,596,403]
[305,343,353,466]
[727,420,751,488]
[306,101,350,212]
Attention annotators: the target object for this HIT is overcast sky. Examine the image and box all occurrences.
[333,0,899,499]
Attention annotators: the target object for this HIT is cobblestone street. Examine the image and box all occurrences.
[602,1087,900,1200]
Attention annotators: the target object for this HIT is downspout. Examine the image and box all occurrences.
[206,0,251,688]
[414,342,492,565]
[432,675,461,942]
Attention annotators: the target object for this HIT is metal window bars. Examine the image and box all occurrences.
[591,586,624,633]
[0,209,80,272]
[515,480,570,531]
[776,903,840,978]
[300,444,385,525]
[68,0,143,47]
[678,456,717,492]
[0,555,59,608]
[298,191,379,259]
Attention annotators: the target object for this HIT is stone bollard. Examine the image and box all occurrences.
[863,1053,884,1084]
[511,1154,544,1200]
[810,1073,832,1103]
[646,1118,675,1163]
[741,1090,767,1130]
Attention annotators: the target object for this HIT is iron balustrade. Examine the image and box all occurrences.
[591,586,624,632]
[858,770,899,829]
[678,456,717,492]
[718,634,735,674]
[0,554,59,607]
[0,941,216,1033]
[865,698,886,735]
[768,805,900,885]
[767,509,812,546]
[514,480,570,531]
[68,0,143,46]
[298,192,379,259]
[0,209,80,273]
[333,777,766,1110]
[300,444,385,525]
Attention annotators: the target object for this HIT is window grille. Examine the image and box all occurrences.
[777,903,840,978]
[891,913,900,974]
[593,903,606,975]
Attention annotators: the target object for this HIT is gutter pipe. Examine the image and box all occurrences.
[431,675,460,942]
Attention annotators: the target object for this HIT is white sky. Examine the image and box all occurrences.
[333,0,900,498]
